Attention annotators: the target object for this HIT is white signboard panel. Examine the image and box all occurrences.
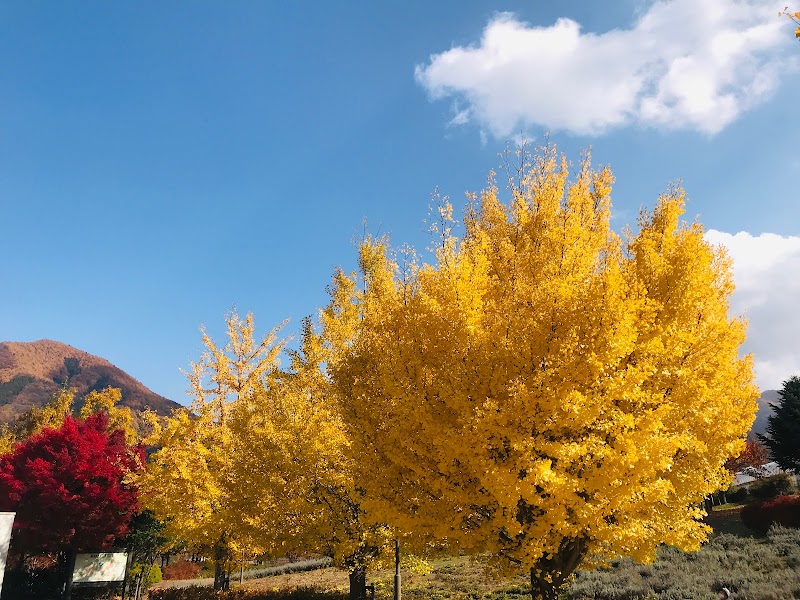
[0,512,15,594]
[72,552,128,583]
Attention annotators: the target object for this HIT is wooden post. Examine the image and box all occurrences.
[394,539,401,600]
[62,550,77,600]
[121,550,133,600]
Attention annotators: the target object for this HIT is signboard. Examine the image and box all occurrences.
[72,553,128,584]
[0,512,14,594]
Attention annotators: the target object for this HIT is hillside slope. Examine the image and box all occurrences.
[0,339,179,423]
[751,388,777,440]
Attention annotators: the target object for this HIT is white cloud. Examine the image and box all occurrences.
[415,1,790,137]
[447,103,471,127]
[705,230,800,391]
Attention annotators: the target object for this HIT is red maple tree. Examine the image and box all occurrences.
[725,438,769,475]
[0,412,144,553]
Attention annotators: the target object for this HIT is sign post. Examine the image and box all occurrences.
[72,552,128,584]
[0,512,14,596]
[66,552,128,599]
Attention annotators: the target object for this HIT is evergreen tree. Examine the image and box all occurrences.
[760,375,800,471]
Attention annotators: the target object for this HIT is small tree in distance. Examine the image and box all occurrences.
[726,438,769,475]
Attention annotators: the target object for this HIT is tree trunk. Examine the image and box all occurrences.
[213,558,226,591]
[212,533,234,591]
[530,569,560,600]
[529,538,586,600]
[349,568,366,600]
[16,551,26,574]
[133,572,143,600]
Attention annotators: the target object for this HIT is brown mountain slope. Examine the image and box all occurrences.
[0,340,179,423]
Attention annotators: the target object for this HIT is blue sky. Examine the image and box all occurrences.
[1,1,798,403]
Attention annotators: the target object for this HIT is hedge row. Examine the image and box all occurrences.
[741,494,800,535]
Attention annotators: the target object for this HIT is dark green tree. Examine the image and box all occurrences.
[760,375,800,472]
[125,510,170,600]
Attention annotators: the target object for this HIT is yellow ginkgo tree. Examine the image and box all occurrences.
[79,387,138,443]
[226,316,395,600]
[326,145,759,600]
[139,312,285,589]
[140,312,392,597]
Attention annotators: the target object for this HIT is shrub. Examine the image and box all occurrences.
[726,486,749,503]
[162,559,203,580]
[566,530,800,600]
[749,473,795,500]
[741,494,800,535]
[130,562,162,585]
[149,587,346,600]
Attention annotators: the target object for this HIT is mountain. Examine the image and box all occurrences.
[0,339,179,424]
[751,389,778,440]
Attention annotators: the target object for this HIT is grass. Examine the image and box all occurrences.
[151,524,800,600]
[712,502,747,512]
[567,527,800,600]
[703,507,754,538]
[242,555,531,599]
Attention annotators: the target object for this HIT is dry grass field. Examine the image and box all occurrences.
[150,521,800,600]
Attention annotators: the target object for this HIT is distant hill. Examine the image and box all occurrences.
[0,340,179,424]
[751,389,778,440]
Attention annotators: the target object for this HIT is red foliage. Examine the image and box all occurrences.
[162,559,203,580]
[725,438,769,474]
[0,413,144,552]
[741,494,800,535]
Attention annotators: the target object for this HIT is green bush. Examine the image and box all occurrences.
[130,562,162,585]
[726,486,749,503]
[749,473,795,500]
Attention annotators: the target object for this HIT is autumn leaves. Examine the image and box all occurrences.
[138,145,757,599]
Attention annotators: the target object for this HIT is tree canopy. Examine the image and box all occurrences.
[325,146,758,600]
[0,385,138,455]
[137,313,280,588]
[139,313,389,594]
[0,411,143,553]
[760,375,800,472]
[725,438,769,475]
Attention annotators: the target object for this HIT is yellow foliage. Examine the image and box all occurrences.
[13,386,74,440]
[3,385,137,451]
[779,8,800,37]
[139,311,394,576]
[326,145,758,595]
[79,387,137,443]
[138,312,285,561]
[0,426,15,456]
[226,316,393,570]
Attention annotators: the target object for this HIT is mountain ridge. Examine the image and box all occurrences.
[0,339,179,423]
